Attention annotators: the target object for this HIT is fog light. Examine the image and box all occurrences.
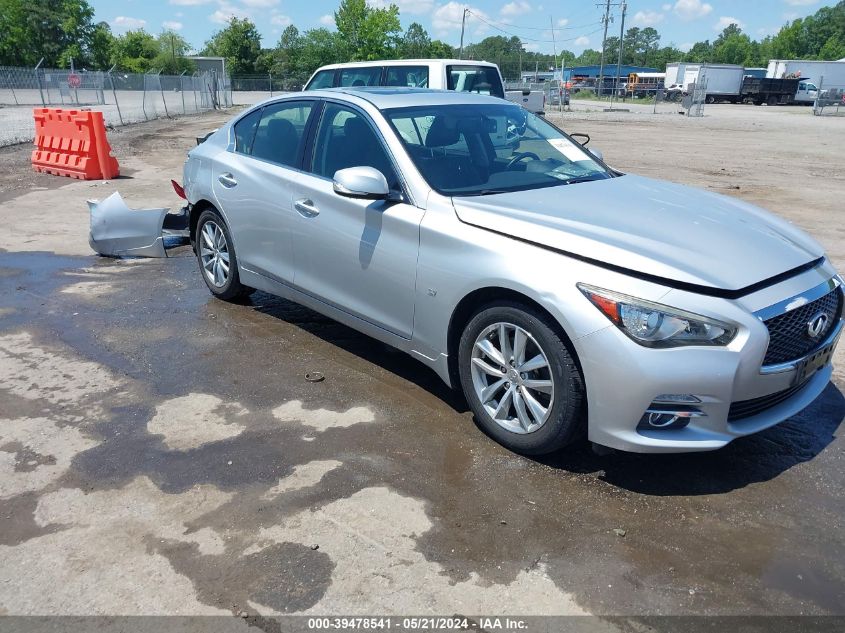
[644,412,685,428]
[637,404,706,431]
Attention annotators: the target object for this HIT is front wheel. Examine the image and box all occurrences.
[195,209,254,301]
[458,302,585,455]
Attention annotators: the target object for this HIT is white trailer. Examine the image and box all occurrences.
[767,59,845,103]
[664,63,745,102]
[664,62,693,89]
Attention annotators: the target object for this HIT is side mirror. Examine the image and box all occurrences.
[333,166,389,200]
[589,147,604,162]
[569,132,590,146]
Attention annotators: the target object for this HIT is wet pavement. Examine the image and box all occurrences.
[0,111,843,622]
[1,246,843,619]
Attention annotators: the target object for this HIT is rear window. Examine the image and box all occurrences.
[447,65,504,98]
[339,66,383,88]
[385,66,429,88]
[250,101,313,168]
[306,70,335,90]
[233,108,261,155]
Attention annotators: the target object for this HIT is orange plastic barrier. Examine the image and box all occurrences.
[31,108,120,180]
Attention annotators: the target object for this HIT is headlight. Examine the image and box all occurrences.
[578,284,737,348]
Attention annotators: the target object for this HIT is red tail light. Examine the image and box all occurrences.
[171,179,186,200]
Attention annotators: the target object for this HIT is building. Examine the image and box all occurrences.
[519,65,657,83]
[565,65,658,80]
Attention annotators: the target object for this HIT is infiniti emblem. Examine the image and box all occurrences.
[807,311,829,339]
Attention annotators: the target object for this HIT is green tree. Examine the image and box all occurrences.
[298,28,344,80]
[429,40,455,58]
[685,40,714,63]
[358,3,401,60]
[712,24,755,65]
[819,34,845,60]
[153,30,194,74]
[574,49,602,65]
[264,25,311,88]
[464,35,523,62]
[0,0,98,67]
[202,17,262,74]
[334,0,367,58]
[90,22,114,70]
[401,22,431,58]
[333,0,401,61]
[110,29,159,72]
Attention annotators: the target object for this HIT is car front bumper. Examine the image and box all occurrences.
[574,273,842,453]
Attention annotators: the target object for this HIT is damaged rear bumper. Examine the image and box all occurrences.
[88,191,188,257]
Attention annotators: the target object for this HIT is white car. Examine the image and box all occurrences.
[304,59,505,99]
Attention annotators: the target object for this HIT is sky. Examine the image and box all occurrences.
[89,0,841,55]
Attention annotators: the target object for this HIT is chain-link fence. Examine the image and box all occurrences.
[814,76,845,116]
[0,64,232,146]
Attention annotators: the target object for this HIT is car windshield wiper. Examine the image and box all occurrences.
[455,189,510,197]
[560,175,604,185]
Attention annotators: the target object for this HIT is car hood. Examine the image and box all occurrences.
[452,174,824,292]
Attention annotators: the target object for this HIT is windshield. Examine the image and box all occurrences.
[384,104,611,196]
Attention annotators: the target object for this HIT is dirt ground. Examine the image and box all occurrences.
[0,105,843,627]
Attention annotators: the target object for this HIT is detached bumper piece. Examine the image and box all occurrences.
[88,191,188,258]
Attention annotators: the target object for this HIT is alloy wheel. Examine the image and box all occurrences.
[470,321,555,434]
[199,220,230,288]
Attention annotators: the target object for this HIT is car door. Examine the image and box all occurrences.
[291,101,424,339]
[212,99,316,284]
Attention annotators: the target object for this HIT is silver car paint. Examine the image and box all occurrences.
[453,175,824,290]
[184,88,841,453]
[88,192,169,258]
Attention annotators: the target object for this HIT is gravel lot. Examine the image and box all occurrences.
[0,104,843,626]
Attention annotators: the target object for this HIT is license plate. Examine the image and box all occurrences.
[794,337,839,385]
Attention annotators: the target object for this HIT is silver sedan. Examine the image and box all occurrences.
[182,88,842,454]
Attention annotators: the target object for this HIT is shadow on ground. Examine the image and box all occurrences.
[245,291,845,497]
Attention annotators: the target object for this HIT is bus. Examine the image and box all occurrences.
[627,72,665,98]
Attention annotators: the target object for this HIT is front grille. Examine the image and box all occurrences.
[762,288,842,365]
[728,382,808,421]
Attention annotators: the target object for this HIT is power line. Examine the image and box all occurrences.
[465,10,603,44]
[463,14,604,32]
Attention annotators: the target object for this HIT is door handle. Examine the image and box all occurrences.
[218,172,238,188]
[294,198,320,218]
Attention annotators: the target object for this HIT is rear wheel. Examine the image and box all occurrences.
[458,302,585,455]
[195,209,254,301]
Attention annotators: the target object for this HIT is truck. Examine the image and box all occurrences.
[664,63,745,103]
[767,59,845,103]
[504,86,546,114]
[664,62,802,105]
[739,77,799,105]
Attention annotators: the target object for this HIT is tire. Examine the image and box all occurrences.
[458,302,585,455]
[705,95,715,104]
[767,95,778,106]
[195,208,254,301]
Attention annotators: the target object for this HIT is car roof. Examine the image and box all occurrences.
[314,59,498,70]
[276,87,511,109]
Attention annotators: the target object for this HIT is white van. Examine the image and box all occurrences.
[304,59,505,99]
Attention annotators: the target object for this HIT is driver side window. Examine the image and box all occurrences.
[311,103,400,190]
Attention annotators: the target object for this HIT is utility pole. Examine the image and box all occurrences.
[459,8,468,59]
[610,0,627,109]
[550,15,558,109]
[596,0,612,99]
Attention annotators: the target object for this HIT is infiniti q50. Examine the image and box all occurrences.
[182,88,842,454]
